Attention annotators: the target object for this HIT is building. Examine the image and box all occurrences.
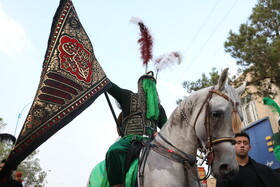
[239,75,280,133]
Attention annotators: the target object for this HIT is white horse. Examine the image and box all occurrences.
[138,68,245,187]
[88,68,245,187]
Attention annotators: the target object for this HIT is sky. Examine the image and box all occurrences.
[0,0,257,186]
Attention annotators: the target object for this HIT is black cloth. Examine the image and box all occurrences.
[107,82,167,136]
[0,178,23,187]
[216,157,280,187]
[105,82,167,185]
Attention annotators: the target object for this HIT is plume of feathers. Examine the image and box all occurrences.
[263,97,280,116]
[130,17,153,69]
[153,51,183,78]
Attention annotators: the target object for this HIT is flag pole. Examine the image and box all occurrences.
[104,92,123,136]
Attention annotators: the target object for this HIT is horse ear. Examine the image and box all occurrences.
[217,68,229,91]
[235,81,247,96]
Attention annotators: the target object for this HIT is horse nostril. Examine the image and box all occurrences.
[219,164,229,173]
[219,164,234,175]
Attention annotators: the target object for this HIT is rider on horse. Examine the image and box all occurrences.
[106,71,167,187]
[100,17,182,187]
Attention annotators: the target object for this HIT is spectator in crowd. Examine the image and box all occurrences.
[216,131,280,187]
[0,159,23,187]
[14,171,23,184]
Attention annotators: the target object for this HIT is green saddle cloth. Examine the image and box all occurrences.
[88,159,139,187]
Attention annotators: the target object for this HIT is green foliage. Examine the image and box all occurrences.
[0,118,47,187]
[0,118,7,132]
[182,67,220,93]
[177,67,222,104]
[224,0,280,98]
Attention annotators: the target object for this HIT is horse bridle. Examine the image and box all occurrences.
[193,86,239,166]
[139,87,240,185]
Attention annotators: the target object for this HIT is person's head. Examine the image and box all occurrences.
[235,132,251,158]
[137,71,156,85]
[0,159,6,171]
[14,171,23,183]
[0,159,17,175]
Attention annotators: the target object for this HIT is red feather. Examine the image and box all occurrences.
[138,22,153,65]
[130,17,153,66]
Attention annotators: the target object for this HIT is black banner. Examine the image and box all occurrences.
[0,0,111,180]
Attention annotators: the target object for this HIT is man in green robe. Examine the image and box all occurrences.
[106,71,167,187]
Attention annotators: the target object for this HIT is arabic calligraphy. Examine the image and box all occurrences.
[58,35,93,83]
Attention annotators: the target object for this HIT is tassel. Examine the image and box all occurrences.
[130,17,153,69]
[232,111,241,133]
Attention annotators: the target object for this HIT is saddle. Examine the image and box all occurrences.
[125,138,153,187]
[87,139,152,187]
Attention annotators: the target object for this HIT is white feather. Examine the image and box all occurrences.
[154,51,183,72]
[130,17,142,24]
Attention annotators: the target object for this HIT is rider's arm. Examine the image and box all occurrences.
[107,82,123,105]
[158,105,167,129]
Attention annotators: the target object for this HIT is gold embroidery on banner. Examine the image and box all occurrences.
[22,101,61,135]
[59,35,92,83]
[49,9,106,87]
[49,50,60,71]
[63,11,92,51]
[18,2,110,141]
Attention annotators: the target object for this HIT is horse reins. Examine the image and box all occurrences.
[152,133,196,166]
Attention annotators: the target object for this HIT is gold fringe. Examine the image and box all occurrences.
[232,112,241,133]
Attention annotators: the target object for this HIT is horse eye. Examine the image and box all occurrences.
[211,111,222,119]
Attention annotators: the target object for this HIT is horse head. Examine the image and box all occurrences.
[141,68,245,186]
[193,68,245,180]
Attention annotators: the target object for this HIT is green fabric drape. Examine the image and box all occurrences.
[142,79,159,120]
[274,145,280,162]
[88,160,110,187]
[273,132,280,162]
[106,135,147,185]
[106,136,132,185]
[125,159,139,187]
[88,159,139,187]
[263,97,280,116]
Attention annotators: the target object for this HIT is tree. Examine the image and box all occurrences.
[177,67,226,104]
[0,118,47,187]
[0,118,7,132]
[182,67,220,93]
[224,0,280,98]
